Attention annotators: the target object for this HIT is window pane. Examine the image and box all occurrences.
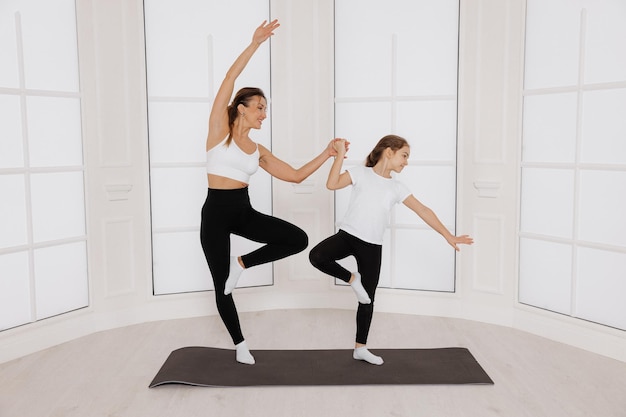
[576,247,626,330]
[335,102,392,157]
[148,102,209,164]
[395,166,456,227]
[0,252,31,331]
[152,231,212,294]
[336,0,458,293]
[31,172,85,243]
[584,0,626,84]
[524,0,581,89]
[396,100,457,161]
[144,0,270,98]
[0,1,19,88]
[522,93,578,163]
[520,168,575,238]
[0,95,24,168]
[0,175,28,249]
[394,229,455,292]
[581,88,626,165]
[152,232,272,295]
[150,167,207,229]
[145,0,272,295]
[578,170,626,247]
[519,238,572,315]
[19,0,79,91]
[27,96,83,167]
[395,1,459,96]
[34,242,88,320]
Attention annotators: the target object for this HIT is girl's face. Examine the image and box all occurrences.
[241,96,268,129]
[389,146,410,173]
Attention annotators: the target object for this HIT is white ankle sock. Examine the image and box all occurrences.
[235,340,255,365]
[353,347,384,365]
[224,256,244,295]
[350,272,371,304]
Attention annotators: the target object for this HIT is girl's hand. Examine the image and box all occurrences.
[253,19,280,45]
[329,138,349,158]
[447,234,474,251]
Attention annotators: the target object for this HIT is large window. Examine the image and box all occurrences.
[520,0,626,330]
[144,0,273,295]
[334,0,460,292]
[0,0,88,331]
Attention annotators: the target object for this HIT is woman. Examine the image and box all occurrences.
[201,19,343,365]
[309,135,473,365]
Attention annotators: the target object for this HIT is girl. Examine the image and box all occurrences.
[202,20,344,365]
[309,135,473,365]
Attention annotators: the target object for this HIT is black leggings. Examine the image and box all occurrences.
[200,187,308,344]
[309,230,382,345]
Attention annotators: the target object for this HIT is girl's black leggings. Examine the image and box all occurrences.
[200,187,308,344]
[309,229,382,345]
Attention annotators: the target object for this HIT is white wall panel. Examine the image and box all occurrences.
[103,219,135,297]
[472,215,504,294]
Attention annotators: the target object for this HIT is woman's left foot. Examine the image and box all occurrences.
[353,347,384,365]
[235,340,255,365]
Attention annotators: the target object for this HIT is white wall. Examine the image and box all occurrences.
[1,0,625,364]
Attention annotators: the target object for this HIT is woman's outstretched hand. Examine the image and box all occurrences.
[328,138,350,158]
[253,19,280,45]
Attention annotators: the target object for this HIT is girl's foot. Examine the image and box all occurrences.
[349,272,371,304]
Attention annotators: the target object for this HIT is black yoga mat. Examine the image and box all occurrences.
[149,346,493,387]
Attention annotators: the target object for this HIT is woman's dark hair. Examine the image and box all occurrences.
[226,87,266,146]
[365,134,410,167]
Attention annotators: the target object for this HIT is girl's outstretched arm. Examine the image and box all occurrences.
[403,194,474,251]
[325,139,352,190]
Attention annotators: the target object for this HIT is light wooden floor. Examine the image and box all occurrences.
[1,308,625,417]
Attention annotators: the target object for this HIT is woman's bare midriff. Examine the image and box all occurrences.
[207,174,249,189]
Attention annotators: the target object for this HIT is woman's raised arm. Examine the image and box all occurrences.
[206,19,279,150]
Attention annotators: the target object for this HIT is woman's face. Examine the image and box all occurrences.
[241,96,268,129]
[389,146,410,173]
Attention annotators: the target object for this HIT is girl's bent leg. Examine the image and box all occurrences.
[308,232,353,283]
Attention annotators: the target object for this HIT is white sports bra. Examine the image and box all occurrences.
[206,137,259,184]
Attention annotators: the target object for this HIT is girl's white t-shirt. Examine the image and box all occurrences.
[339,165,411,245]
